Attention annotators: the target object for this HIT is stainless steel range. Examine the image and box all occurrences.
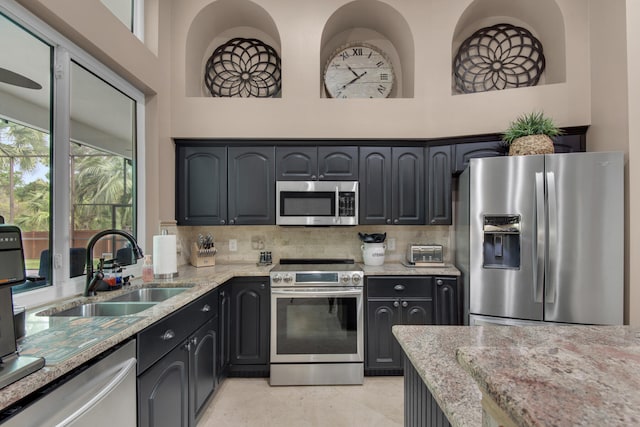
[269,259,364,386]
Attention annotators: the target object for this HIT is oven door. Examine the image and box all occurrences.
[270,287,363,363]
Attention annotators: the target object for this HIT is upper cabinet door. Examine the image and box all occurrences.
[359,147,392,224]
[228,147,275,225]
[427,145,452,225]
[392,147,424,225]
[318,146,359,180]
[176,145,227,225]
[275,147,317,180]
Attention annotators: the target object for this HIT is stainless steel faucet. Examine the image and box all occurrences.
[85,229,144,296]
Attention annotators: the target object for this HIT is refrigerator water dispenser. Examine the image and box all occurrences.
[482,215,520,269]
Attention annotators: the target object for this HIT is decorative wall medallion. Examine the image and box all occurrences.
[205,37,281,98]
[453,23,546,94]
[323,42,395,98]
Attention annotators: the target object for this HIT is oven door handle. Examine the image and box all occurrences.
[271,288,362,297]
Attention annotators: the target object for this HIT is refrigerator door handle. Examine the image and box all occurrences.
[534,172,545,303]
[545,171,557,304]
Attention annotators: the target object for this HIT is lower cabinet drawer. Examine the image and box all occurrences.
[367,276,433,298]
[137,290,217,374]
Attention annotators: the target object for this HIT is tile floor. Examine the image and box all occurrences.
[198,377,404,427]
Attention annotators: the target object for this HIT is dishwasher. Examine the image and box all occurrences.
[1,339,137,427]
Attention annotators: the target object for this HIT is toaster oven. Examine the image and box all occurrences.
[406,244,444,266]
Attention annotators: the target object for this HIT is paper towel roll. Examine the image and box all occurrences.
[153,234,178,278]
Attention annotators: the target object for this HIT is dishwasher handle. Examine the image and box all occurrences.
[54,357,137,427]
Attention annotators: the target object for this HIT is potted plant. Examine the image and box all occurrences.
[502,111,563,156]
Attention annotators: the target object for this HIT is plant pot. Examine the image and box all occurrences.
[509,134,555,156]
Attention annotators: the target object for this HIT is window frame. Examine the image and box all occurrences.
[2,1,146,308]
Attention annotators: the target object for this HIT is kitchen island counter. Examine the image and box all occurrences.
[392,325,640,427]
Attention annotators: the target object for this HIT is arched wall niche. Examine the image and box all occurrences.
[452,0,566,94]
[185,0,281,97]
[320,0,414,98]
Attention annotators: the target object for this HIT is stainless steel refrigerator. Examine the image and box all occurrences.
[455,152,624,326]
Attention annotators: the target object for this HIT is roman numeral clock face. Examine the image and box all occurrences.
[324,43,395,98]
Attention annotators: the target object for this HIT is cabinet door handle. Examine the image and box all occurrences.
[260,283,266,289]
[319,174,324,180]
[394,284,405,291]
[201,304,211,312]
[402,301,408,308]
[183,341,191,351]
[220,219,226,225]
[229,218,236,225]
[191,337,198,346]
[393,219,399,224]
[393,300,400,308]
[386,218,392,224]
[436,279,444,285]
[161,329,175,341]
[311,175,317,180]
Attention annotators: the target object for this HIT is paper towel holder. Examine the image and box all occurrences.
[153,229,179,279]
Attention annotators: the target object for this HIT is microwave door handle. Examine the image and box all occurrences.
[335,186,340,222]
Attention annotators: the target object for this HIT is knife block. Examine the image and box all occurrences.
[190,242,216,268]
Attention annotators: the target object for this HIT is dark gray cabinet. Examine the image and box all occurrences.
[276,146,358,180]
[227,146,275,225]
[360,147,424,225]
[190,318,217,422]
[452,140,505,175]
[366,276,434,373]
[176,145,227,225]
[435,277,461,325]
[137,290,218,427]
[366,276,460,374]
[176,143,275,225]
[138,342,189,427]
[217,283,231,381]
[220,277,270,377]
[426,145,452,225]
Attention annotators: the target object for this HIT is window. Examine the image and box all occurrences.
[0,12,52,293]
[100,0,144,40]
[101,0,134,31]
[70,62,136,273]
[0,3,144,301]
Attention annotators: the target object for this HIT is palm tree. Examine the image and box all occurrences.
[0,121,49,226]
[71,142,133,231]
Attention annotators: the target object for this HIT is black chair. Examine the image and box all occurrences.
[115,246,135,266]
[38,247,87,281]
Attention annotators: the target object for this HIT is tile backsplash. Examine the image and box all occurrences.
[170,225,452,266]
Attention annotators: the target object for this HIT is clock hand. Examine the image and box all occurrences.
[346,65,359,77]
[341,71,367,89]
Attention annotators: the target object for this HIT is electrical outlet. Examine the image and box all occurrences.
[229,239,237,252]
[388,238,396,251]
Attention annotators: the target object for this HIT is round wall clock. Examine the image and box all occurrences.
[323,42,395,98]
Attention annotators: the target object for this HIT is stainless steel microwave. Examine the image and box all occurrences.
[276,181,358,226]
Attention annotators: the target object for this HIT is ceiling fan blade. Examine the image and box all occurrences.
[0,67,42,90]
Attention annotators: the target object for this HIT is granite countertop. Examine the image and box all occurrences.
[361,262,460,276]
[457,342,640,426]
[3,261,451,412]
[392,325,640,427]
[1,263,272,412]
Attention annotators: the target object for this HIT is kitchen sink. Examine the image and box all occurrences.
[106,287,190,303]
[47,302,157,317]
